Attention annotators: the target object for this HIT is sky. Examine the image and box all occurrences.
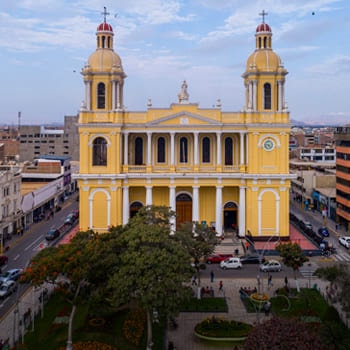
[1,0,350,125]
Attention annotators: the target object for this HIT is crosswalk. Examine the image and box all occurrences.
[331,252,350,262]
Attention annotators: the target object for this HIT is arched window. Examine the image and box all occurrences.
[135,137,143,165]
[157,137,165,163]
[92,137,107,166]
[264,83,271,110]
[202,137,210,163]
[97,83,105,109]
[224,137,233,165]
[179,137,188,163]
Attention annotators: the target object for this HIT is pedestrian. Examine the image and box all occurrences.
[245,241,249,251]
[268,274,273,289]
[264,301,271,316]
[191,275,197,286]
[284,276,288,286]
[219,280,223,293]
[210,270,214,283]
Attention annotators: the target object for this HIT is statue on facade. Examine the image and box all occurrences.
[178,80,189,104]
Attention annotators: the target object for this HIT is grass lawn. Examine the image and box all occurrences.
[22,291,164,350]
[181,297,228,312]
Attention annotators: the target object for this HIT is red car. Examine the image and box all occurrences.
[206,254,233,264]
[0,255,8,267]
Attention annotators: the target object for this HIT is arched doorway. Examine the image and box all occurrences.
[223,202,238,230]
[176,193,192,227]
[130,201,143,218]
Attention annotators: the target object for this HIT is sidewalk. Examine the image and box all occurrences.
[167,275,330,350]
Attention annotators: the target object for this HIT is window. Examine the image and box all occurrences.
[92,137,107,166]
[135,137,143,165]
[264,83,271,110]
[179,137,188,163]
[97,83,105,109]
[157,137,165,163]
[224,137,233,165]
[202,137,210,163]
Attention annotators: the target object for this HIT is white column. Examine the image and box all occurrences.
[122,186,129,225]
[253,80,257,111]
[124,133,129,166]
[147,132,152,166]
[170,132,175,166]
[169,186,176,232]
[192,186,199,223]
[194,132,199,165]
[146,186,152,206]
[248,81,253,110]
[239,186,246,237]
[85,80,91,110]
[116,82,120,109]
[216,132,222,166]
[240,132,245,166]
[215,186,223,236]
[112,81,116,110]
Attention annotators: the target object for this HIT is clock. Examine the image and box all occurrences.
[263,139,275,151]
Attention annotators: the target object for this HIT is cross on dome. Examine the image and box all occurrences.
[102,6,110,23]
[259,10,268,23]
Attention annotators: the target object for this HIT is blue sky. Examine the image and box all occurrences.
[1,0,349,125]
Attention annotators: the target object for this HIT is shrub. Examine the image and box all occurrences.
[122,308,146,346]
[194,316,253,338]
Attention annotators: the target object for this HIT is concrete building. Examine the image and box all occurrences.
[19,115,79,162]
[75,12,294,239]
[0,165,22,252]
[334,126,350,230]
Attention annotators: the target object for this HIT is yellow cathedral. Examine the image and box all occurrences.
[76,11,293,240]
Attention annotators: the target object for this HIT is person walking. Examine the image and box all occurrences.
[219,280,223,293]
[268,274,273,289]
[191,275,197,286]
[210,270,214,283]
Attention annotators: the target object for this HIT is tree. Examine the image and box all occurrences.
[22,230,112,350]
[108,205,193,350]
[174,221,218,298]
[276,241,308,292]
[243,317,329,350]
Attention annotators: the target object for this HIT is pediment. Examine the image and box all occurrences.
[147,111,221,127]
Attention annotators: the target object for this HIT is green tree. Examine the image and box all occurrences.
[175,221,218,298]
[108,205,193,350]
[22,230,112,350]
[276,241,308,292]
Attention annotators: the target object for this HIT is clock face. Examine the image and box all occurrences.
[263,139,275,151]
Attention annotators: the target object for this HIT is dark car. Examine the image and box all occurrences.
[64,213,76,225]
[206,254,233,264]
[240,255,265,264]
[318,227,330,237]
[45,228,60,241]
[0,255,8,267]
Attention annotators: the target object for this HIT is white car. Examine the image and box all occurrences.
[0,280,17,300]
[220,257,242,270]
[260,259,282,272]
[339,236,350,249]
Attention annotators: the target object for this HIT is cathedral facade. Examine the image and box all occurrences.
[75,12,293,240]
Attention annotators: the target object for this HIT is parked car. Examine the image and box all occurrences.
[259,259,282,272]
[0,255,8,267]
[220,257,242,270]
[64,213,76,225]
[72,209,79,219]
[206,254,233,264]
[0,280,17,300]
[45,228,60,241]
[339,236,350,249]
[318,227,330,237]
[240,254,265,264]
[305,222,313,230]
[0,268,22,283]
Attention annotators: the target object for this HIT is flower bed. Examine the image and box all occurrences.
[194,316,253,341]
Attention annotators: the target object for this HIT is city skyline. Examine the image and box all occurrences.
[1,0,349,125]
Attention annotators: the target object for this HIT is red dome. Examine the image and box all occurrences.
[256,23,271,33]
[97,22,113,32]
